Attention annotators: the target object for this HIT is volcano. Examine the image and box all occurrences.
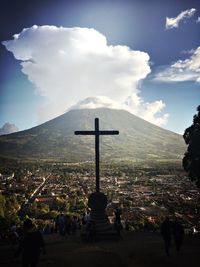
[0,108,185,162]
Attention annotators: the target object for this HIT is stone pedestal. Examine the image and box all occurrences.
[88,192,118,240]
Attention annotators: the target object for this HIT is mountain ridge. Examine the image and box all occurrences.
[0,108,185,162]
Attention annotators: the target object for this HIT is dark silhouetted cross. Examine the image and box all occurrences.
[75,118,119,193]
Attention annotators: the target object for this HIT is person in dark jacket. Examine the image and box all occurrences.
[173,219,184,253]
[15,218,45,267]
[114,208,122,235]
[161,217,172,256]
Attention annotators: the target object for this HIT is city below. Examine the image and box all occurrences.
[1,160,199,233]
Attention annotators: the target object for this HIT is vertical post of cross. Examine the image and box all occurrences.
[95,118,100,193]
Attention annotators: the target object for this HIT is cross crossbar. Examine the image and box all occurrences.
[75,130,119,135]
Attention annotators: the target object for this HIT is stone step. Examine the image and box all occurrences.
[95,225,113,232]
[95,231,120,241]
[81,227,119,242]
[92,219,110,224]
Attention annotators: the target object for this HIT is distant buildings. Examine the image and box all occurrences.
[1,165,200,231]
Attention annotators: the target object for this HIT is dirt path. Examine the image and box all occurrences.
[0,231,200,267]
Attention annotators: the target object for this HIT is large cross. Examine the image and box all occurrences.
[75,118,119,193]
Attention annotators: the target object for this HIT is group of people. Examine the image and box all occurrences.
[10,212,94,266]
[54,212,93,236]
[2,212,187,266]
[54,213,81,236]
[161,217,184,256]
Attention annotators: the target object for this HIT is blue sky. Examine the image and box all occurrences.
[0,0,199,134]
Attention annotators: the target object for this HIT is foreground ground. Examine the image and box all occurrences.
[0,231,200,267]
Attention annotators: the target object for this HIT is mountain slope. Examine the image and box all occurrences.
[0,108,185,162]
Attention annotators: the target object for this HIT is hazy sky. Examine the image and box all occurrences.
[0,0,199,134]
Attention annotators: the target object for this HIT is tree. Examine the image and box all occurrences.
[183,105,200,186]
[0,194,6,218]
[4,194,20,220]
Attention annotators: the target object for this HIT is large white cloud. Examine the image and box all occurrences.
[166,8,196,29]
[154,46,200,83]
[72,96,169,127]
[3,25,168,126]
[0,123,19,135]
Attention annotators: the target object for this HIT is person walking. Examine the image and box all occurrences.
[15,218,45,267]
[114,208,122,235]
[173,218,184,253]
[58,213,65,236]
[161,217,172,256]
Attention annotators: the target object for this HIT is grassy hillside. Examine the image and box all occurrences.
[0,108,186,162]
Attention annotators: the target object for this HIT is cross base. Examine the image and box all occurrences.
[87,192,119,240]
[88,192,108,210]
